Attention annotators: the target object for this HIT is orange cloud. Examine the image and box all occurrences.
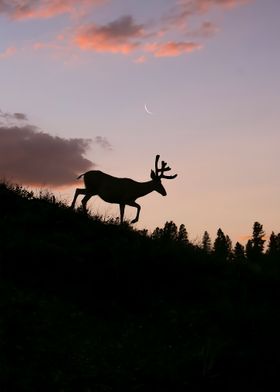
[74,15,145,54]
[165,0,251,29]
[0,0,102,20]
[145,41,202,57]
[0,46,17,60]
[0,1,252,61]
[179,0,251,14]
[196,0,251,12]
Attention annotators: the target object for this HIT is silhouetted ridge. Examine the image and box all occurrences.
[1,182,280,391]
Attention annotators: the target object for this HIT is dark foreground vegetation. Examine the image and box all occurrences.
[1,182,280,391]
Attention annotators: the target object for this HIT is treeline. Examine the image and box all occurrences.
[150,220,280,263]
[1,181,279,267]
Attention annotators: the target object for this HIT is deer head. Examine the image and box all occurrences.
[150,154,177,196]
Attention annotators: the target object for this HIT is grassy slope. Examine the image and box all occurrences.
[1,183,280,391]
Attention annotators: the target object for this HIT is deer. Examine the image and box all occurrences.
[70,155,177,224]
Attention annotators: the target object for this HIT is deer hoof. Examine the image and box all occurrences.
[131,218,138,224]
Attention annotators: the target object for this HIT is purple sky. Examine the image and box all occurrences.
[1,0,279,245]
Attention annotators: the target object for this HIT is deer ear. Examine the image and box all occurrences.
[150,170,156,180]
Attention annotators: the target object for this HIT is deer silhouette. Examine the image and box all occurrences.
[70,155,177,224]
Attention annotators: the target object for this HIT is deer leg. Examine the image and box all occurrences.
[81,193,92,213]
[127,201,141,224]
[119,204,125,224]
[70,188,86,209]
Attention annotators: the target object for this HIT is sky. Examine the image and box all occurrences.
[0,0,280,246]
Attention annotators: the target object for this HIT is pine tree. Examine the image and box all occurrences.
[267,232,280,259]
[225,235,233,262]
[151,227,163,240]
[177,224,189,246]
[246,239,253,260]
[152,221,178,242]
[213,228,232,261]
[163,221,178,241]
[233,242,246,262]
[252,222,265,253]
[246,222,265,261]
[202,231,212,254]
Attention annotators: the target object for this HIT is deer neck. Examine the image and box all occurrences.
[135,180,155,198]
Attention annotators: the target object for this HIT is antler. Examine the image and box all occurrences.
[155,154,177,179]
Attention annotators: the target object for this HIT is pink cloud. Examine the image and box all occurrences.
[145,41,202,57]
[179,0,250,14]
[195,0,251,12]
[0,0,253,61]
[165,0,251,29]
[0,46,17,60]
[73,13,203,59]
[0,0,102,20]
[74,15,145,54]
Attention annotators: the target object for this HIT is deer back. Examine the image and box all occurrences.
[83,170,143,203]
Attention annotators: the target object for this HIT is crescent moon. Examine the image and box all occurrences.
[144,103,153,115]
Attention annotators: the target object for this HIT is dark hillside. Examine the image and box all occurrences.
[1,182,280,391]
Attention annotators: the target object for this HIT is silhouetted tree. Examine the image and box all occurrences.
[266,232,280,260]
[246,239,253,260]
[225,235,233,261]
[151,221,178,242]
[213,228,232,261]
[177,224,189,246]
[233,242,246,263]
[162,221,178,241]
[246,222,265,261]
[202,231,212,254]
[151,227,163,240]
